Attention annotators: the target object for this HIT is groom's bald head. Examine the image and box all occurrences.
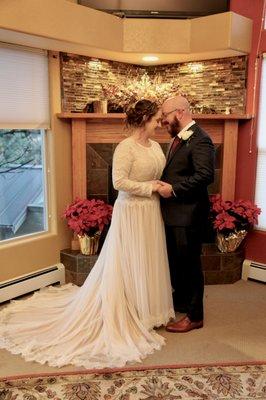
[161,95,192,136]
[163,96,190,114]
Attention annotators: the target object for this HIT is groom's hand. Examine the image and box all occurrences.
[158,182,173,198]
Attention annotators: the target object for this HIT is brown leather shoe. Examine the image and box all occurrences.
[166,316,203,333]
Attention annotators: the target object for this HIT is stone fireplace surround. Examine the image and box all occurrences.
[58,51,249,286]
[60,53,247,116]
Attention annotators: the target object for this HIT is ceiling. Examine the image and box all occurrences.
[0,0,251,66]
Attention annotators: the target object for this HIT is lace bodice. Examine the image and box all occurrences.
[112,137,166,198]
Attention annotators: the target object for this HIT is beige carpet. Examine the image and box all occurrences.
[0,280,265,378]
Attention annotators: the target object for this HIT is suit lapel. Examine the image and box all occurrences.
[164,125,198,169]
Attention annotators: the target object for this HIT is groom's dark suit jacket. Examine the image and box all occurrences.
[161,123,215,227]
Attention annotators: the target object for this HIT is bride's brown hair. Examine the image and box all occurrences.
[125,100,158,128]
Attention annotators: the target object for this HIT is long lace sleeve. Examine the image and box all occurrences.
[112,140,153,197]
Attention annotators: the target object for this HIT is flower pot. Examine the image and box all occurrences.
[78,232,101,255]
[216,230,247,253]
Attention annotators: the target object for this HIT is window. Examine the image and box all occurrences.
[0,44,50,242]
[255,54,266,230]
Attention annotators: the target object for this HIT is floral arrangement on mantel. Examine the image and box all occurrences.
[101,72,179,111]
[63,198,113,237]
[210,194,261,252]
[101,71,218,114]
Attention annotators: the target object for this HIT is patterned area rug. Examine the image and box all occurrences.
[0,363,265,399]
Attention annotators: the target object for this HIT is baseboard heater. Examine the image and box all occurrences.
[242,259,266,283]
[0,264,65,303]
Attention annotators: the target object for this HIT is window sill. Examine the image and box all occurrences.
[0,231,57,249]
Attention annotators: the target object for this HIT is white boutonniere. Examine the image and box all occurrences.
[179,129,194,141]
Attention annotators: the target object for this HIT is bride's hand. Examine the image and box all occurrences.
[151,180,163,192]
[157,180,169,186]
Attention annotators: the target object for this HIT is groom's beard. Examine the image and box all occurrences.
[167,117,181,138]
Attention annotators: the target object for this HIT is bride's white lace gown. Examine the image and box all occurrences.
[0,137,175,369]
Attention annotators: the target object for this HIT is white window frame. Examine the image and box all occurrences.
[255,54,266,231]
[0,43,51,243]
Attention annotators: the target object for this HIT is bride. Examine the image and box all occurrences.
[0,99,175,369]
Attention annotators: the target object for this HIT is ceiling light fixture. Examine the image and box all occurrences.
[142,56,159,62]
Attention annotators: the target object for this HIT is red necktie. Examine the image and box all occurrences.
[169,136,181,158]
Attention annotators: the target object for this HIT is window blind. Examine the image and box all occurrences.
[0,43,50,129]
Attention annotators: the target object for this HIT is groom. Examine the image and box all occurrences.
[159,95,215,333]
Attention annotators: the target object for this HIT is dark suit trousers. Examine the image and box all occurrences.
[165,225,204,321]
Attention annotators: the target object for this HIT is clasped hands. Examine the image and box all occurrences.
[151,180,173,198]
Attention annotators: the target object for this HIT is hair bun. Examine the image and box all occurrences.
[125,99,158,128]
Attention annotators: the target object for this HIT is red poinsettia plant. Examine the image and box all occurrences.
[210,194,261,235]
[63,198,113,236]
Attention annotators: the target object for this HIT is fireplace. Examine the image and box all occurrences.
[87,142,221,206]
[58,112,250,285]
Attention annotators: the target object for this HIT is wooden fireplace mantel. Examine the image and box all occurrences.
[58,113,253,120]
[57,112,253,202]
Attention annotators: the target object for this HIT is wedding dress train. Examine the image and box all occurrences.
[0,137,175,369]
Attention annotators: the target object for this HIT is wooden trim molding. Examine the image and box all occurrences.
[57,113,253,120]
[221,120,239,200]
[72,119,87,199]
